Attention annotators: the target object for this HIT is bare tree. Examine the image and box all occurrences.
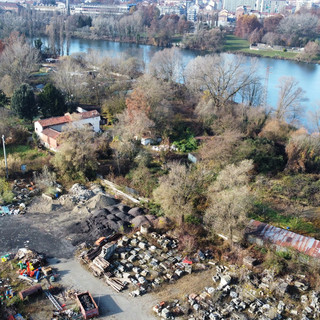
[0,33,39,93]
[199,130,243,168]
[274,76,305,124]
[114,109,155,141]
[277,13,318,46]
[185,55,259,109]
[307,104,320,133]
[52,125,106,181]
[285,129,320,172]
[300,41,320,62]
[205,160,254,244]
[153,162,205,222]
[149,47,184,82]
[52,56,89,102]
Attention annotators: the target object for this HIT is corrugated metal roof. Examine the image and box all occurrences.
[247,220,320,259]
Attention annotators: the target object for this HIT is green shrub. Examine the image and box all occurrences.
[234,138,286,174]
[1,190,14,203]
[185,214,201,225]
[0,178,14,204]
[173,136,198,153]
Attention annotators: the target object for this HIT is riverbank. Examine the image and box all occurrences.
[223,34,320,64]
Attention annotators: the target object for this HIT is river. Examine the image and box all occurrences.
[36,37,320,127]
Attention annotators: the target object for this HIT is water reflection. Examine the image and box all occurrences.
[33,36,320,127]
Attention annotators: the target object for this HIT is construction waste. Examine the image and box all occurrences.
[1,248,85,320]
[1,180,39,216]
[79,229,195,297]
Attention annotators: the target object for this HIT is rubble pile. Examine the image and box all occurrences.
[154,263,320,320]
[1,180,39,216]
[15,248,46,267]
[82,230,197,297]
[12,180,39,203]
[67,184,95,204]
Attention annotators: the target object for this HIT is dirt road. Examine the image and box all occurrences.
[0,213,75,258]
[50,258,157,320]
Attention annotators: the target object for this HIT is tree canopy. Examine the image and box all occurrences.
[11,83,37,121]
[38,83,66,118]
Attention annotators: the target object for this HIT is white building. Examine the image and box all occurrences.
[34,110,100,151]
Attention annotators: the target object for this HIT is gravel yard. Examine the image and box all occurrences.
[0,189,158,319]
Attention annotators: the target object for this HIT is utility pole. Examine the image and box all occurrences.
[2,135,8,180]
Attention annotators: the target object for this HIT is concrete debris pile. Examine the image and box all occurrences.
[15,248,46,267]
[81,229,198,297]
[153,301,184,319]
[67,184,95,204]
[155,263,320,320]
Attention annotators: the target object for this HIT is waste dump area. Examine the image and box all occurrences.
[0,248,88,320]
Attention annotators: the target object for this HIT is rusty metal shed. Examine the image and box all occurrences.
[246,220,320,259]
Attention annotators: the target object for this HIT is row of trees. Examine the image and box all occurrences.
[91,6,193,46]
[235,11,320,50]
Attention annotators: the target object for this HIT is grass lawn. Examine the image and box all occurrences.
[224,35,250,51]
[0,144,47,160]
[241,48,298,59]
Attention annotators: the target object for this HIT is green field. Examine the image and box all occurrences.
[0,145,46,160]
[241,48,298,59]
[224,35,250,51]
[224,35,299,60]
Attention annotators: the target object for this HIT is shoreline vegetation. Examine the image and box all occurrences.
[64,33,319,64]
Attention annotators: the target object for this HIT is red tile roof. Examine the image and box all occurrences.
[36,110,100,128]
[37,115,71,128]
[247,220,320,260]
[41,128,61,140]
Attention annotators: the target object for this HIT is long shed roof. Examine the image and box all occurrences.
[247,220,320,259]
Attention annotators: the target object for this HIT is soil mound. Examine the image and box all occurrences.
[86,194,118,209]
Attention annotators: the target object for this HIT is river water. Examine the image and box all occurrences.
[37,37,320,127]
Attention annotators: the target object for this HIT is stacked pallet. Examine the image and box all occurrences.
[104,275,127,292]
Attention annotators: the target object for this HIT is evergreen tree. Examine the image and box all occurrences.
[0,90,8,108]
[11,84,37,121]
[38,83,66,117]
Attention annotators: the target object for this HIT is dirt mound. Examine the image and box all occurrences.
[128,207,145,217]
[71,205,91,215]
[67,204,141,245]
[85,194,118,209]
[131,215,151,228]
[27,196,53,214]
[115,204,131,212]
